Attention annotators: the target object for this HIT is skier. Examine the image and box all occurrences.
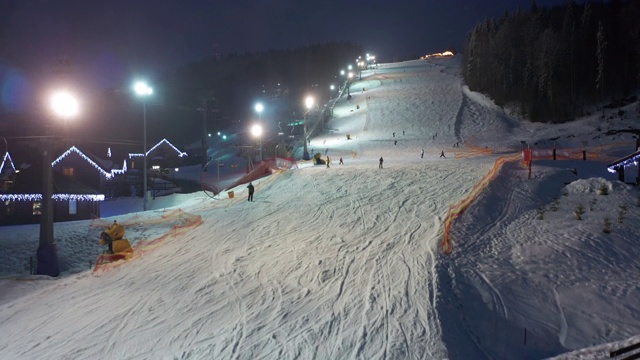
[403,130,405,136]
[394,140,397,145]
[339,157,344,165]
[247,182,254,201]
[421,149,424,159]
[393,132,396,138]
[326,156,330,168]
[440,150,446,158]
[379,157,384,169]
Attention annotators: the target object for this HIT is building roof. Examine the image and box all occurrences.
[607,149,640,173]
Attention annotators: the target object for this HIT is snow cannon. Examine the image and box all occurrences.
[99,221,133,255]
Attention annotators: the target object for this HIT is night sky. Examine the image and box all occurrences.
[1,0,572,81]
[0,0,574,129]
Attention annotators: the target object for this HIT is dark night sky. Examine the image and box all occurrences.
[1,1,573,77]
[0,0,571,118]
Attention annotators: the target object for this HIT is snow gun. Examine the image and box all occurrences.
[99,221,133,257]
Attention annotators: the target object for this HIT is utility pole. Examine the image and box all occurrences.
[202,98,208,169]
[178,95,218,169]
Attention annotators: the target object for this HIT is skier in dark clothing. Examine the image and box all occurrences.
[421,149,424,159]
[247,182,254,201]
[440,151,446,158]
[379,157,384,169]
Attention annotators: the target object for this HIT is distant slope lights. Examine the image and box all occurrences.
[421,51,454,60]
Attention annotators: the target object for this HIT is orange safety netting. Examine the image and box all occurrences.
[442,153,521,254]
[453,136,494,159]
[443,140,635,254]
[92,209,202,273]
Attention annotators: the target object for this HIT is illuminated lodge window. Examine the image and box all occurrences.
[33,202,42,215]
[152,165,160,170]
[63,167,75,176]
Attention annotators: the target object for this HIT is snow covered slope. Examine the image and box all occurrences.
[1,56,639,359]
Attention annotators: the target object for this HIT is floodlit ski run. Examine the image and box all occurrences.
[1,57,640,359]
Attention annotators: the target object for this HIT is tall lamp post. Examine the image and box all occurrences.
[251,124,263,163]
[303,96,314,160]
[134,81,153,211]
[37,90,79,277]
[255,103,263,162]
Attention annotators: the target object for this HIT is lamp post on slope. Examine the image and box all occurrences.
[36,90,80,277]
[255,103,264,162]
[303,96,314,160]
[134,81,153,211]
[251,124,263,163]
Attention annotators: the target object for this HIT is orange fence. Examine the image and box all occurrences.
[92,209,202,273]
[442,153,521,254]
[453,136,493,159]
[443,140,635,253]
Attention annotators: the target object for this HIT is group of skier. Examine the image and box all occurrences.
[244,131,454,201]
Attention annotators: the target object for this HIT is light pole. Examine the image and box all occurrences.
[255,103,263,162]
[51,91,78,142]
[134,81,153,211]
[251,124,263,163]
[37,90,80,277]
[303,96,314,160]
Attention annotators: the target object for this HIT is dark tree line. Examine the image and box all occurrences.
[462,0,640,123]
[160,41,363,126]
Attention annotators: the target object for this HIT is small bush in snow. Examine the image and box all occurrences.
[603,217,612,234]
[618,204,628,224]
[550,197,560,211]
[575,203,585,220]
[598,184,609,196]
[537,204,545,220]
[563,189,569,197]
[589,198,597,211]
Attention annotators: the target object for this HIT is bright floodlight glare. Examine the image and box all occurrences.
[255,103,263,113]
[348,65,352,70]
[50,91,79,118]
[340,70,345,75]
[217,131,221,136]
[305,96,314,110]
[134,81,153,96]
[251,124,263,137]
[348,72,354,79]
[330,85,335,90]
[222,135,227,140]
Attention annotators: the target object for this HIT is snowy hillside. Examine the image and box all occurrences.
[1,56,639,359]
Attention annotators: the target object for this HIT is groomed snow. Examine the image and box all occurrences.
[1,56,639,359]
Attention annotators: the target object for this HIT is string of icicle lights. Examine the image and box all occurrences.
[129,139,188,158]
[607,152,639,173]
[0,194,105,201]
[52,146,127,180]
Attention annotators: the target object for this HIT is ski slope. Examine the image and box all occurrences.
[1,56,640,359]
